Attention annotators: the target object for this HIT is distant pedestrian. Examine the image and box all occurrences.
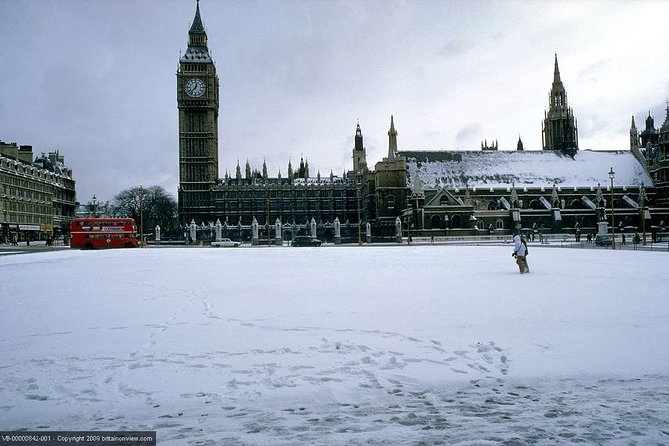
[512,234,530,274]
[622,233,626,245]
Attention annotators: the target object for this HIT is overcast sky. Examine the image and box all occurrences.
[1,0,668,204]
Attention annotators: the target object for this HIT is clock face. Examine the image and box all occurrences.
[185,78,206,97]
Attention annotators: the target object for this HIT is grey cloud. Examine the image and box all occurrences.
[577,59,612,83]
[438,39,477,58]
[456,123,481,145]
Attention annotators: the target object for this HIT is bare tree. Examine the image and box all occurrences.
[111,186,178,236]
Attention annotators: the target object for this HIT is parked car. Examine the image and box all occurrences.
[594,235,611,246]
[291,236,322,247]
[211,238,241,247]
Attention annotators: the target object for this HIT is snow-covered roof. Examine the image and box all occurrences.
[180,46,212,63]
[401,149,653,190]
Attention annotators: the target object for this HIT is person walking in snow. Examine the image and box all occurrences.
[512,234,530,273]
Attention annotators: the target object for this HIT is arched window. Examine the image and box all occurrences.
[496,219,504,229]
[450,214,462,229]
[439,195,449,206]
[430,215,441,229]
[386,195,395,211]
[554,92,564,107]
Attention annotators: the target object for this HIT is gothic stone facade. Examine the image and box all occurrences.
[177,3,373,242]
[177,4,667,242]
[631,105,669,207]
[401,150,663,239]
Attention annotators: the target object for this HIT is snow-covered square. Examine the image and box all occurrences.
[1,244,668,445]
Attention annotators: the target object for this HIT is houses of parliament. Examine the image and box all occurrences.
[177,1,669,242]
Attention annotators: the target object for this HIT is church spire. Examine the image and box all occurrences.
[542,54,578,155]
[553,52,562,86]
[630,116,639,150]
[549,53,566,109]
[388,115,398,160]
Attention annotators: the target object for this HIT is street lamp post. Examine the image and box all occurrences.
[91,194,98,218]
[637,182,648,246]
[139,185,144,247]
[265,195,271,246]
[356,188,362,245]
[608,167,615,250]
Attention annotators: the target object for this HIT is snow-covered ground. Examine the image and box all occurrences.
[1,245,668,445]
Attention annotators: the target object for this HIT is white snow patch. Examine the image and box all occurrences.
[1,246,668,444]
[404,150,653,190]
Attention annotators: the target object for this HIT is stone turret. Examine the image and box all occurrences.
[387,115,398,161]
[542,54,579,156]
[352,121,368,173]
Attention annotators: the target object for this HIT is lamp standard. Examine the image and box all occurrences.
[91,194,98,218]
[139,185,145,247]
[639,182,647,245]
[356,188,362,245]
[608,167,615,250]
[265,195,271,246]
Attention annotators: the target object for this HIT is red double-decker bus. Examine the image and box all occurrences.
[69,218,139,249]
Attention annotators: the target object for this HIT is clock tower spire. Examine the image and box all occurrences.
[177,0,220,225]
[190,1,205,35]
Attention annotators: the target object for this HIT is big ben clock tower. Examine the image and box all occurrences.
[177,0,219,225]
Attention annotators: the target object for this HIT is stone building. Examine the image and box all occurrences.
[631,104,669,207]
[397,59,667,240]
[401,150,657,238]
[1,141,77,242]
[176,2,667,243]
[177,2,374,243]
